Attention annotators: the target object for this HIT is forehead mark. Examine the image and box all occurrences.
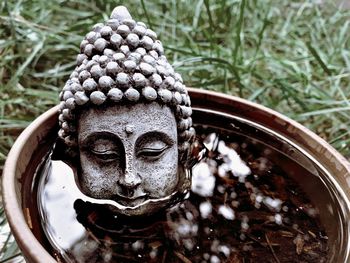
[125,124,135,135]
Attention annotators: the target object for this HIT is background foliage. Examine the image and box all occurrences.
[0,0,349,261]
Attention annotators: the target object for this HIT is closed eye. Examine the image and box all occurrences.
[91,149,120,161]
[137,146,169,160]
[135,131,175,161]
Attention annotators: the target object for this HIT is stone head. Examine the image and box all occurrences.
[57,6,195,216]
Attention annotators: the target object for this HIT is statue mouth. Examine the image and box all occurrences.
[113,187,148,206]
[113,193,147,206]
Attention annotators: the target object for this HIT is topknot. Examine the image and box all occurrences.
[58,6,195,158]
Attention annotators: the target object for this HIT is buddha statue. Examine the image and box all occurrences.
[57,6,195,217]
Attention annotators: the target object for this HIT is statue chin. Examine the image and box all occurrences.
[102,190,186,217]
[74,185,190,217]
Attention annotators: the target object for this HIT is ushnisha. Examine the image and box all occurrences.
[57,6,195,216]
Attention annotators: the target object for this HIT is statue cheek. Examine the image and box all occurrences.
[135,148,178,196]
[139,162,178,197]
[79,154,122,198]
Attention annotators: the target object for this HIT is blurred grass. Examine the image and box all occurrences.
[0,0,349,260]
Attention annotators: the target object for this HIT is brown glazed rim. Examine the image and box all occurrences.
[2,88,350,262]
[2,105,58,263]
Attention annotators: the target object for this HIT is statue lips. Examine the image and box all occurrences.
[114,192,147,207]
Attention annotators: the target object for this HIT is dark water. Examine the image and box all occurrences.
[34,122,335,263]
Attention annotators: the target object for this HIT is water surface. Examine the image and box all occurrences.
[35,123,332,262]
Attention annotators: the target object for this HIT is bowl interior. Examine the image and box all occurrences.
[3,89,350,262]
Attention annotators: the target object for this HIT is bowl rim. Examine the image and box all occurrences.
[2,88,350,262]
[2,106,58,263]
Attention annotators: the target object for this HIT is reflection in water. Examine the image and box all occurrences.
[37,127,329,263]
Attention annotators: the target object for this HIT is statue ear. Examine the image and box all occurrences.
[175,164,191,199]
[52,138,79,166]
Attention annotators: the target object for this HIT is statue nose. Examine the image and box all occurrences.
[119,169,141,189]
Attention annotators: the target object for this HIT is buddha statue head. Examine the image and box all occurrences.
[57,6,195,217]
